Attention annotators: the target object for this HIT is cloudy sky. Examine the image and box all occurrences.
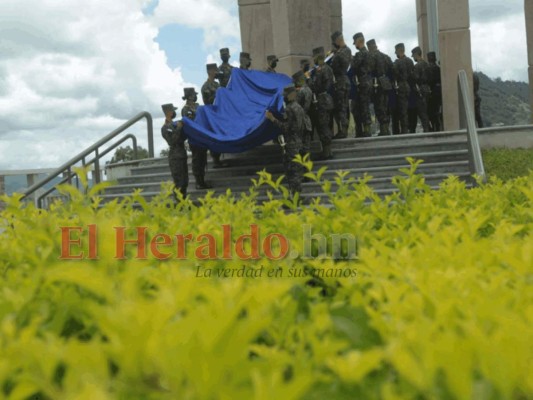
[0,0,529,171]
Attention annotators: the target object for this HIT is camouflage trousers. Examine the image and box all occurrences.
[371,88,391,125]
[395,86,410,134]
[356,82,372,126]
[316,104,333,146]
[283,148,304,194]
[333,79,350,136]
[427,93,442,132]
[301,129,313,155]
[414,93,430,132]
[190,144,207,182]
[168,147,188,198]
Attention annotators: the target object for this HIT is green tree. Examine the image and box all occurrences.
[110,145,149,163]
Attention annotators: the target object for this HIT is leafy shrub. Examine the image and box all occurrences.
[0,160,531,399]
[483,148,533,182]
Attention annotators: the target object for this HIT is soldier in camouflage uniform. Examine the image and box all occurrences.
[330,31,352,139]
[265,55,278,73]
[352,32,373,137]
[239,52,252,70]
[201,63,224,168]
[218,48,233,88]
[292,71,313,155]
[426,51,442,132]
[411,46,431,132]
[161,103,188,200]
[393,43,414,134]
[367,39,394,136]
[181,87,212,190]
[308,46,334,160]
[265,84,306,196]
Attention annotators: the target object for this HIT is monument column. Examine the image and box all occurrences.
[525,0,533,123]
[270,0,334,75]
[238,0,275,71]
[438,0,474,131]
[416,0,429,55]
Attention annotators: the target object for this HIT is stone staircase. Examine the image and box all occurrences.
[99,131,476,205]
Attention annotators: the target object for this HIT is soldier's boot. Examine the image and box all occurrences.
[379,123,390,136]
[363,124,372,137]
[321,143,333,160]
[333,128,348,140]
[211,153,225,169]
[195,176,213,190]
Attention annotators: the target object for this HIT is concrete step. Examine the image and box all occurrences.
[128,133,469,169]
[114,160,470,187]
[130,149,470,177]
[102,172,472,198]
[98,182,474,207]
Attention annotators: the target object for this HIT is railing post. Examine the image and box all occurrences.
[146,113,154,158]
[458,70,486,183]
[94,149,101,184]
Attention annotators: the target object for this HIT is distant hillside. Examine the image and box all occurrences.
[477,71,531,127]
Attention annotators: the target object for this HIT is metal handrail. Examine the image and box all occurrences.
[22,111,153,207]
[35,133,139,208]
[458,70,486,183]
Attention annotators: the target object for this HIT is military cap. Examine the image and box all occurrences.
[206,63,218,72]
[267,55,279,62]
[182,87,198,100]
[300,59,310,67]
[161,103,177,113]
[331,31,343,42]
[395,43,405,51]
[240,52,252,60]
[353,32,364,41]
[366,39,376,48]
[312,47,325,57]
[427,51,437,61]
[283,84,296,97]
[292,71,305,85]
[411,46,422,55]
[220,48,230,55]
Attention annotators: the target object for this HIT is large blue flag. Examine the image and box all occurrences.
[182,68,292,153]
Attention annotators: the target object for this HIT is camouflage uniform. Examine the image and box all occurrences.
[309,63,334,151]
[368,47,394,135]
[182,103,208,185]
[201,78,223,165]
[352,47,373,136]
[201,79,220,105]
[427,58,442,132]
[412,59,431,132]
[393,56,414,134]
[296,85,313,154]
[331,46,352,138]
[270,100,306,194]
[218,62,233,88]
[161,120,188,198]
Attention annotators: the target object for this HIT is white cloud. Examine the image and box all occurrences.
[150,0,240,50]
[0,0,192,170]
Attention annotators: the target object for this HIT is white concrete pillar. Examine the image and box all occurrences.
[270,0,333,76]
[238,0,275,71]
[438,0,474,131]
[416,0,430,56]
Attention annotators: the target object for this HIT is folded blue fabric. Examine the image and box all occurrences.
[182,68,292,153]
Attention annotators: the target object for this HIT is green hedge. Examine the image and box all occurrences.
[483,148,533,181]
[0,161,531,399]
